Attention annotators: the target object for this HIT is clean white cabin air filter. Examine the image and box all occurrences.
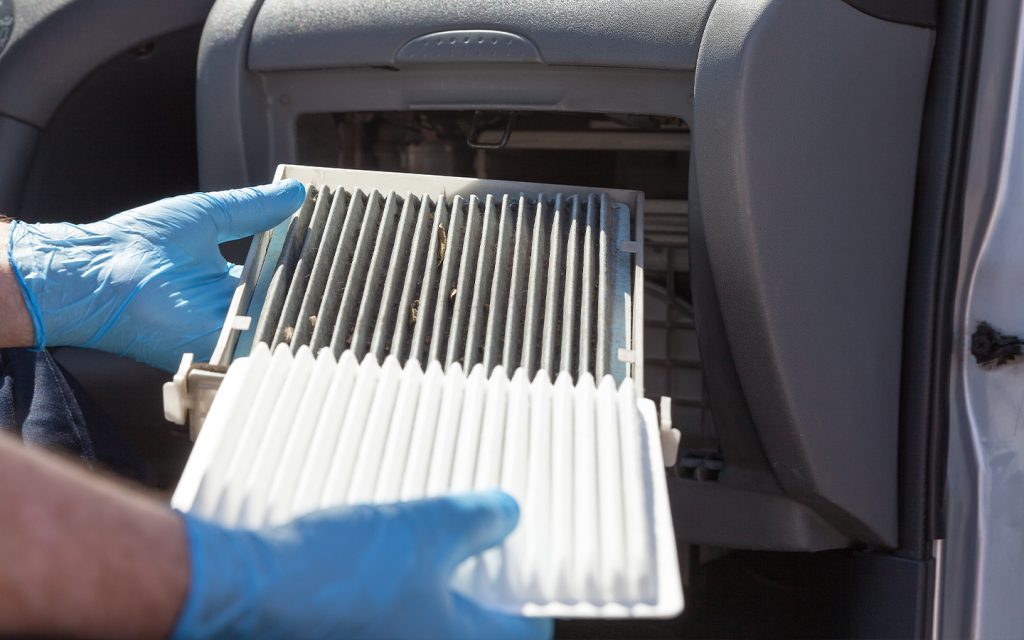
[171,342,681,618]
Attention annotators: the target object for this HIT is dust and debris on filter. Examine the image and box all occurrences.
[283,326,294,344]
[450,287,457,301]
[309,315,317,330]
[410,300,419,325]
[437,224,447,267]
[971,321,1024,368]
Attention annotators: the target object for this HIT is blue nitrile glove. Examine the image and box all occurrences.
[172,490,553,640]
[7,180,305,372]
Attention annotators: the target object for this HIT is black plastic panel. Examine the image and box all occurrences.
[0,115,38,215]
[896,0,987,559]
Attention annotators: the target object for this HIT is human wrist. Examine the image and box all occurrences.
[0,221,36,348]
[8,219,97,351]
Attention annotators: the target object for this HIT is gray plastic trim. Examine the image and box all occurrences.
[0,0,214,127]
[667,478,849,551]
[0,1,13,58]
[198,0,696,189]
[687,151,781,494]
[396,30,542,65]
[248,0,714,72]
[693,0,934,547]
[196,0,271,190]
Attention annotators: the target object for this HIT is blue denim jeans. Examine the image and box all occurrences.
[0,348,153,485]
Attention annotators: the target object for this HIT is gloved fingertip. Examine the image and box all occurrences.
[485,489,520,526]
[454,490,520,532]
[259,178,306,210]
[208,179,308,242]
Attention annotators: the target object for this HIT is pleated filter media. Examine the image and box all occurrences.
[214,166,637,384]
[171,341,681,618]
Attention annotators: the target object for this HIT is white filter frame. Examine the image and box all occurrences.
[171,345,682,619]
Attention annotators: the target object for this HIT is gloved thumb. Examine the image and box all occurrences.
[198,179,307,243]
[420,491,520,573]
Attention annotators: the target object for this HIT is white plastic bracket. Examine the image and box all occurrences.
[658,396,681,467]
[162,352,228,440]
[162,353,194,426]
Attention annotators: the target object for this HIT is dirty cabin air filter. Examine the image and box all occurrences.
[212,166,643,387]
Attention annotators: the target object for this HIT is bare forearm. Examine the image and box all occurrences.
[0,221,34,348]
[0,434,188,638]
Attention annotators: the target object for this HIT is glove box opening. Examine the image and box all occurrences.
[293,110,710,455]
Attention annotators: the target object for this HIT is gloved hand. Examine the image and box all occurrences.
[7,180,305,372]
[173,490,553,640]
